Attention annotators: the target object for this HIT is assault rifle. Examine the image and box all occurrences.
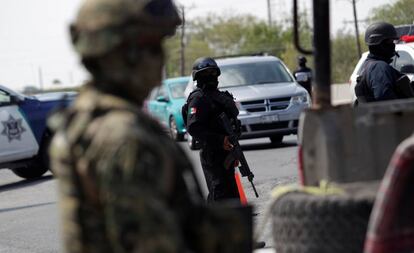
[218,112,259,198]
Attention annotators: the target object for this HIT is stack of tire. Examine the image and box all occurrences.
[271,183,378,253]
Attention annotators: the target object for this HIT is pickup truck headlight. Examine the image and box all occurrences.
[291,93,309,104]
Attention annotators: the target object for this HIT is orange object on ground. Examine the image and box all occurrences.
[235,170,248,205]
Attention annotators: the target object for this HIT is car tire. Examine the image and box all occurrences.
[12,134,50,179]
[169,116,184,141]
[271,191,374,253]
[270,135,283,144]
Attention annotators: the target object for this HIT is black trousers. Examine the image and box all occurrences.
[200,148,240,203]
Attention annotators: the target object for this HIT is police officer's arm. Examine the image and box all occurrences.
[369,63,399,101]
[186,96,225,148]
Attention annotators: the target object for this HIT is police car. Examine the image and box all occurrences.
[0,85,75,179]
[349,25,414,101]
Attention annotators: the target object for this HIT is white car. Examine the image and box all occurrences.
[349,37,414,101]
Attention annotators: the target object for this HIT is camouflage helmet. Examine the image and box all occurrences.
[70,0,181,58]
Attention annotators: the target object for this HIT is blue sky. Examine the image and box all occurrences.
[0,0,392,91]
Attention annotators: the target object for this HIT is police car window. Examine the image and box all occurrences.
[395,51,414,72]
[0,90,11,105]
[169,81,187,99]
[218,61,294,88]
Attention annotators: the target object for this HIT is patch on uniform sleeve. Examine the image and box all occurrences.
[190,107,197,115]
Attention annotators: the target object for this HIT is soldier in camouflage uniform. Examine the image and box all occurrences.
[49,0,252,252]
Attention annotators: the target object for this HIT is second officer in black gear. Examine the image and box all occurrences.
[293,55,313,97]
[185,57,240,203]
[355,21,413,104]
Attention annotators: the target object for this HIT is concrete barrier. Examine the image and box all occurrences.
[299,98,414,185]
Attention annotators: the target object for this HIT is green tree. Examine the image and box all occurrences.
[331,30,360,83]
[165,13,286,77]
[370,0,414,25]
[165,33,212,78]
[238,19,285,56]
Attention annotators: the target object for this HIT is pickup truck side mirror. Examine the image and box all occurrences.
[295,72,309,82]
[156,95,169,103]
[400,64,414,74]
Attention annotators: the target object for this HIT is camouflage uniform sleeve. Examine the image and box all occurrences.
[52,110,251,253]
[96,131,187,253]
[50,132,89,253]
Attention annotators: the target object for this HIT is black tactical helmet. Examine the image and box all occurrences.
[298,55,307,64]
[365,22,399,46]
[192,57,221,81]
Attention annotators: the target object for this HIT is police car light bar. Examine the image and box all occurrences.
[401,35,414,43]
[395,24,414,44]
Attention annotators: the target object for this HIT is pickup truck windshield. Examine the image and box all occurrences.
[218,61,294,88]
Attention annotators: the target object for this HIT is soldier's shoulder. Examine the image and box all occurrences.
[94,110,164,142]
[93,110,141,138]
[188,88,203,98]
[373,60,389,68]
[367,59,389,71]
[51,109,139,154]
[188,89,206,104]
[218,90,235,100]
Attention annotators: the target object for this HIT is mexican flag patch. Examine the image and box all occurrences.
[190,107,197,114]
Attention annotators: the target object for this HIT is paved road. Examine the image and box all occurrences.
[0,135,299,252]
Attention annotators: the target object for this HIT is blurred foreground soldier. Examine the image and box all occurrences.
[293,55,313,97]
[355,22,414,104]
[49,0,252,252]
[184,58,241,203]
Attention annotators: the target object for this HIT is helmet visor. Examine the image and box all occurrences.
[198,68,220,77]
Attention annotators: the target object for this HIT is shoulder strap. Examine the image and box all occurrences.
[209,91,239,119]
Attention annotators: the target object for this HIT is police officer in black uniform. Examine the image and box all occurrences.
[355,22,412,103]
[185,57,240,203]
[293,55,313,97]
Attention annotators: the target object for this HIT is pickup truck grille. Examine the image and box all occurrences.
[250,121,289,131]
[241,97,291,113]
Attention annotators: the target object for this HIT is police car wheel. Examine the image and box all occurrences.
[12,135,50,179]
[12,163,48,179]
[270,135,283,144]
[169,116,184,141]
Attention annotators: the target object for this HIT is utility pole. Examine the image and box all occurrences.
[180,6,186,76]
[351,0,362,58]
[38,67,44,91]
[267,0,272,26]
[69,71,74,85]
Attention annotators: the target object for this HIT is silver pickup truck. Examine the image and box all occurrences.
[185,55,311,148]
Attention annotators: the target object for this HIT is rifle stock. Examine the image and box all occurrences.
[219,113,259,198]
